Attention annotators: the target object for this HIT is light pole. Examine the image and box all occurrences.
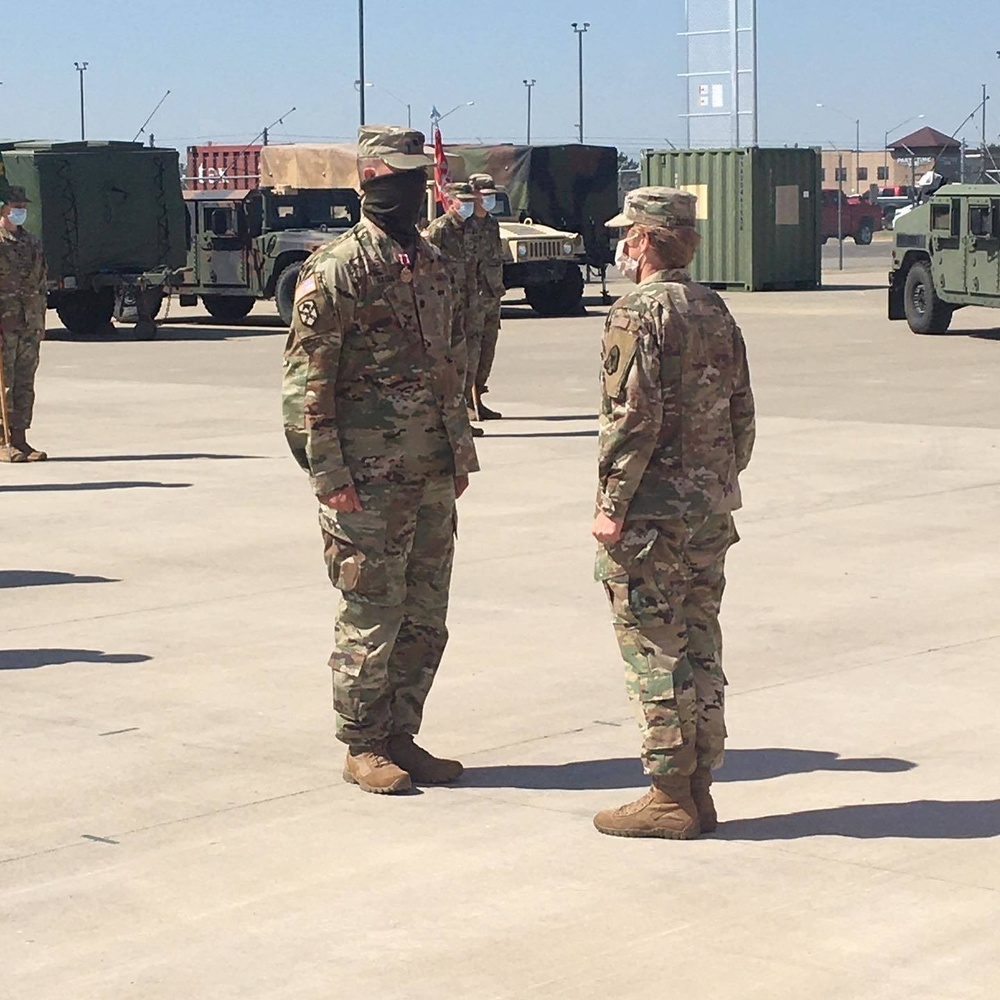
[74,61,89,141]
[357,0,366,127]
[884,114,924,184]
[523,78,536,144]
[817,103,860,191]
[429,101,475,138]
[571,22,589,143]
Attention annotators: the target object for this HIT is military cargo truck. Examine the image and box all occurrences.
[178,185,360,324]
[447,143,618,315]
[888,184,1000,333]
[0,140,186,338]
[249,143,591,317]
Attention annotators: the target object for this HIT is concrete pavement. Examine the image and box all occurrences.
[3,252,1000,999]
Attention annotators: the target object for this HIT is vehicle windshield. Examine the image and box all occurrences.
[265,189,361,231]
[492,193,512,218]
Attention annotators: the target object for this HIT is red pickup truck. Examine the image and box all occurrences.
[820,189,883,245]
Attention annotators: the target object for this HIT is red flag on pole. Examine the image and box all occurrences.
[433,126,451,210]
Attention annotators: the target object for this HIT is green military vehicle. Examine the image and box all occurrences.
[178,185,360,324]
[0,140,186,338]
[889,180,1000,333]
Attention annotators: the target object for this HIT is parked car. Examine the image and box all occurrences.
[820,188,883,245]
[877,185,918,228]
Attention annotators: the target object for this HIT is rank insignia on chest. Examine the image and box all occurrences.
[297,298,320,327]
[604,345,621,375]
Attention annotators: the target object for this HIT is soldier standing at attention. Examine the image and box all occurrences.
[283,126,479,795]
[0,186,48,463]
[423,182,483,437]
[466,173,505,420]
[591,188,755,839]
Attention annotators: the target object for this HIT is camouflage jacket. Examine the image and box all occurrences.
[282,217,479,497]
[0,225,47,334]
[423,212,477,313]
[466,214,505,300]
[597,268,755,520]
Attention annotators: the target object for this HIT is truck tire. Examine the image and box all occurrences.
[203,295,255,323]
[55,289,115,336]
[854,220,874,246]
[524,265,585,317]
[903,261,953,334]
[275,262,304,327]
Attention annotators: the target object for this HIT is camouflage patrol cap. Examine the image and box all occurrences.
[2,185,31,204]
[357,124,434,170]
[468,172,498,194]
[606,186,696,230]
[444,181,476,200]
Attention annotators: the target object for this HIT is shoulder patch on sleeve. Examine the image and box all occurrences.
[601,312,639,399]
[294,274,317,303]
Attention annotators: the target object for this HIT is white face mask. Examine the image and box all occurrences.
[457,201,475,220]
[480,194,496,213]
[615,238,639,283]
[8,207,28,227]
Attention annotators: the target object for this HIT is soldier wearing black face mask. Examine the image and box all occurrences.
[283,125,479,796]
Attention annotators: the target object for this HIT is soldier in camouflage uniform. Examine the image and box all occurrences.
[592,187,755,839]
[283,126,480,795]
[467,173,506,419]
[423,182,483,437]
[0,186,48,463]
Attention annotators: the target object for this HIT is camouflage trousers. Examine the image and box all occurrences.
[474,297,501,394]
[320,477,456,747]
[0,324,41,431]
[597,513,738,778]
[464,299,487,401]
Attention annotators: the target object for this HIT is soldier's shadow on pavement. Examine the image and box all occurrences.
[483,430,598,439]
[0,481,191,493]
[46,319,284,342]
[460,748,915,791]
[0,570,118,589]
[715,799,1000,840]
[48,453,264,463]
[0,648,151,671]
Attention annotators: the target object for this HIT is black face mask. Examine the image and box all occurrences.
[361,169,428,245]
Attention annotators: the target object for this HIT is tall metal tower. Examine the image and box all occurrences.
[679,0,758,148]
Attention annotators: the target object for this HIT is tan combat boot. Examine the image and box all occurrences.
[343,743,412,794]
[593,776,700,840]
[7,430,47,462]
[690,766,718,833]
[387,734,463,784]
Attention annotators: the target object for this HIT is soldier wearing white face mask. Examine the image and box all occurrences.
[466,173,505,420]
[424,182,484,437]
[0,186,48,462]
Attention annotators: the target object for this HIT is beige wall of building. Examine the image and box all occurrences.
[820,149,930,193]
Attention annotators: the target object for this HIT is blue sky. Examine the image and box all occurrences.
[3,0,998,157]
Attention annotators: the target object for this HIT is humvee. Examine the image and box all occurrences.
[477,186,587,317]
[178,185,360,324]
[888,182,1000,333]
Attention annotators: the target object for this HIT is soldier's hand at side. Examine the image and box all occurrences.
[591,513,624,544]
[319,486,363,512]
[454,475,469,499]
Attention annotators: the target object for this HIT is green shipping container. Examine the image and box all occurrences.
[0,140,186,285]
[640,147,821,291]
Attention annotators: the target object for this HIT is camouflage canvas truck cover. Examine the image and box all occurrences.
[177,144,360,325]
[446,143,620,315]
[888,184,1000,334]
[0,140,186,337]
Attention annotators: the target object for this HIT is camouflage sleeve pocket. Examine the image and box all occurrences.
[318,508,387,594]
[601,315,638,399]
